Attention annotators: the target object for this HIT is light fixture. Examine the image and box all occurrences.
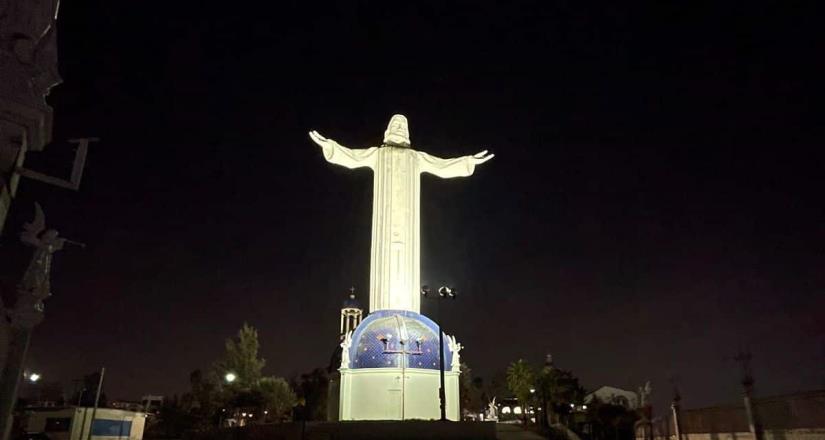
[29,373,41,383]
[224,372,237,383]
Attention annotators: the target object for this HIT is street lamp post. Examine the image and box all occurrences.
[221,373,237,428]
[421,285,456,422]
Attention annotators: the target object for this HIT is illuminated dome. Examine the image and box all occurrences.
[346,309,452,370]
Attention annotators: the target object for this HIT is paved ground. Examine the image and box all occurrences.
[496,423,547,440]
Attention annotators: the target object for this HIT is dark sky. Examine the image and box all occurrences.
[2,1,823,413]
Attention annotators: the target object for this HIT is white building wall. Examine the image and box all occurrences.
[586,386,639,409]
[25,408,145,440]
[340,368,460,421]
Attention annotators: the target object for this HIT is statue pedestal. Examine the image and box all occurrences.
[337,310,461,421]
[339,367,460,421]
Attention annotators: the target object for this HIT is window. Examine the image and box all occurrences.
[91,419,132,437]
[45,418,71,432]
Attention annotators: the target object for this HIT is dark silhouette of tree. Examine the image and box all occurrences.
[507,359,535,425]
[69,371,106,407]
[292,368,328,421]
[584,397,639,440]
[537,366,585,427]
[175,323,296,430]
[212,323,295,423]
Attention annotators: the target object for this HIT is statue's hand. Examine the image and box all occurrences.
[309,130,338,157]
[470,150,494,165]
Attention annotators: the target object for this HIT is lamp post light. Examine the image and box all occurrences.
[421,285,457,422]
[224,373,237,384]
[28,373,41,383]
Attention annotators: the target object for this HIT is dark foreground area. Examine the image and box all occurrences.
[185,421,498,440]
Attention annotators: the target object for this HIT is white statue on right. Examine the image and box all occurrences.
[340,330,353,369]
[448,334,463,372]
[485,397,499,421]
[638,381,652,407]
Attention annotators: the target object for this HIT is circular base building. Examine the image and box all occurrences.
[338,309,461,421]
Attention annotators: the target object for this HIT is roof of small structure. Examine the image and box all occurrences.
[342,293,361,309]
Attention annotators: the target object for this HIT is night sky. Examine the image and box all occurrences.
[1,2,823,413]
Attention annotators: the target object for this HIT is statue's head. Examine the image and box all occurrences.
[383,114,411,147]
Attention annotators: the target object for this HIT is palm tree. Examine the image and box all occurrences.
[506,359,535,425]
[537,367,585,427]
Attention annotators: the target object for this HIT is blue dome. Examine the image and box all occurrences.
[347,310,452,370]
[342,294,361,309]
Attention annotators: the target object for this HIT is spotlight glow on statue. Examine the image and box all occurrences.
[309,115,493,313]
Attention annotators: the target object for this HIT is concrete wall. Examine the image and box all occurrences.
[339,368,460,421]
[639,391,825,440]
[651,429,825,440]
[186,421,497,440]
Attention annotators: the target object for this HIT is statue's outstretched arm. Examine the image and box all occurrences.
[417,149,494,178]
[309,130,377,170]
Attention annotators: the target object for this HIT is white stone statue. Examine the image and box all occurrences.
[310,115,493,313]
[638,381,652,407]
[340,330,353,369]
[448,334,463,372]
[486,397,499,421]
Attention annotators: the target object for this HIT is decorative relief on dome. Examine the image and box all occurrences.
[346,310,452,370]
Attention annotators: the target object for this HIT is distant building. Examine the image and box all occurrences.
[21,407,146,440]
[110,401,142,412]
[140,396,163,414]
[585,385,640,410]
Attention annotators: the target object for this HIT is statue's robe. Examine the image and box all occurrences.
[321,144,479,313]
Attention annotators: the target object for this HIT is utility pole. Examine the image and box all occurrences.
[670,377,683,440]
[421,285,457,421]
[86,368,105,440]
[735,351,763,440]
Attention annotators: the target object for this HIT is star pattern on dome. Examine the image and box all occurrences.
[345,310,451,370]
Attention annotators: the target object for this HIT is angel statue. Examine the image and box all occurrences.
[15,203,82,324]
[485,397,499,421]
[340,330,353,369]
[448,334,463,372]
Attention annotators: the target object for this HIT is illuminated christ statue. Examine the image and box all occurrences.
[310,115,493,314]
